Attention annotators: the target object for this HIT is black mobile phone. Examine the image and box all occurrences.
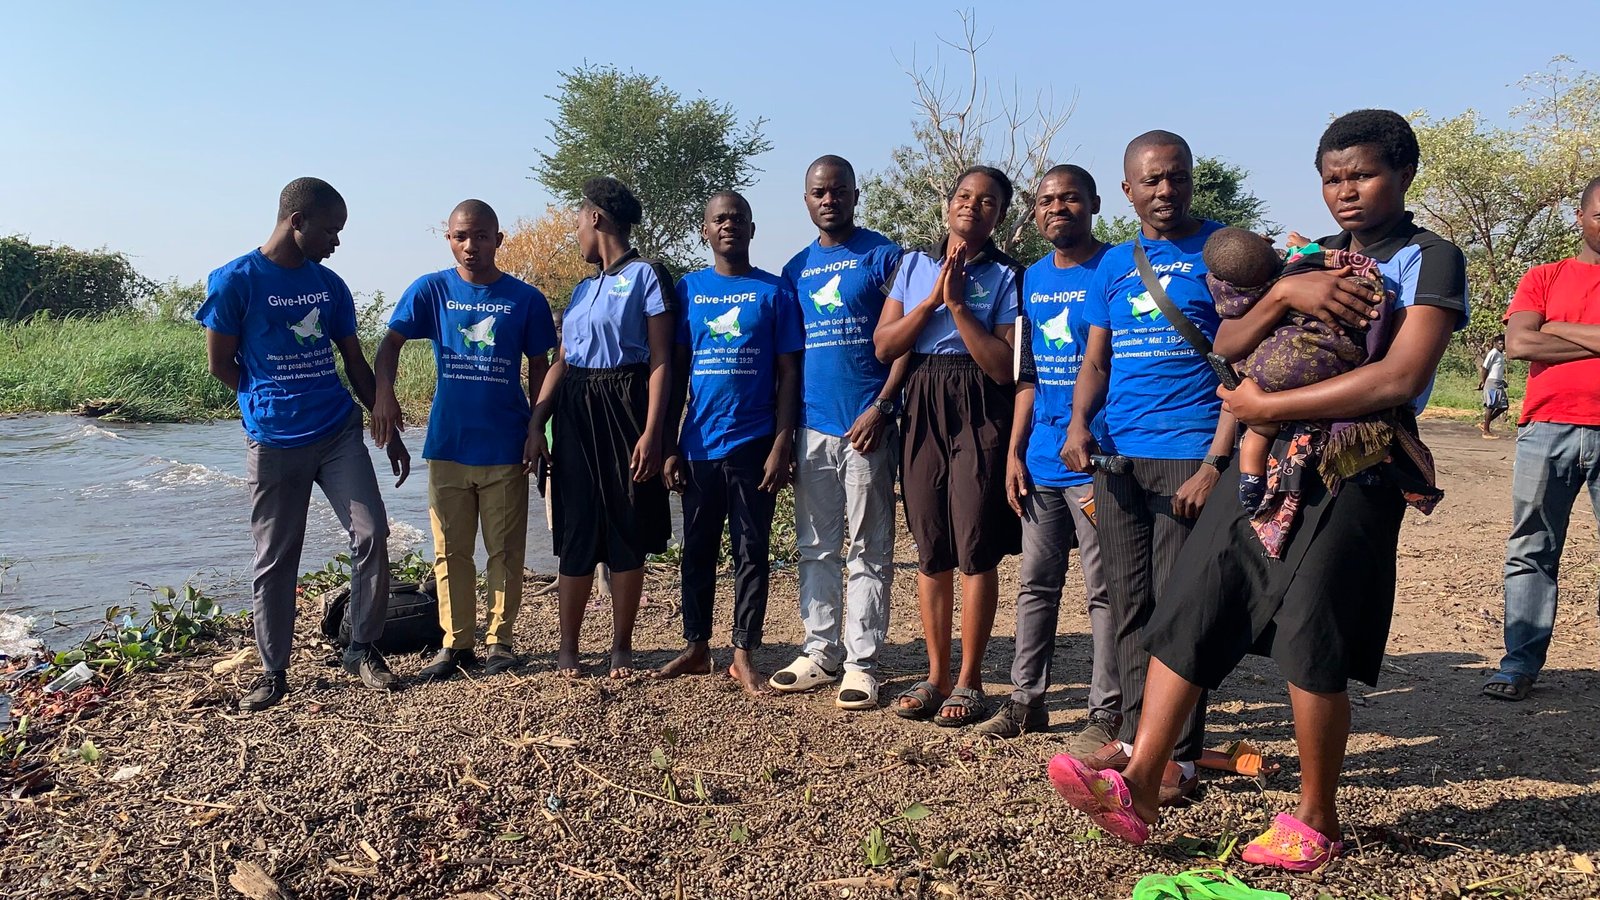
[1206,352,1241,390]
[535,456,549,497]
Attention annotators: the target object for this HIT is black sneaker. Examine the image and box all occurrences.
[1066,711,1123,759]
[343,648,400,690]
[419,648,476,682]
[972,699,1049,738]
[239,671,289,712]
[483,644,518,676]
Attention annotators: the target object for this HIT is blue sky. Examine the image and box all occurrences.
[1,1,1584,302]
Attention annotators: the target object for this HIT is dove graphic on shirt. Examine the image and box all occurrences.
[968,278,991,303]
[608,274,633,296]
[810,274,844,313]
[1127,274,1171,323]
[459,315,497,351]
[705,307,742,341]
[288,307,323,345]
[1039,306,1074,350]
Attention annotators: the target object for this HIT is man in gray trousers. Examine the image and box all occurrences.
[198,177,410,712]
[977,165,1119,746]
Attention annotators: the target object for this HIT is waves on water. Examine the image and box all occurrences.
[0,613,42,659]
[127,458,248,491]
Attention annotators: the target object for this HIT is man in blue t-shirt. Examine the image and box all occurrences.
[768,155,905,710]
[656,191,804,696]
[196,177,410,713]
[372,199,558,681]
[1060,133,1237,804]
[975,165,1119,749]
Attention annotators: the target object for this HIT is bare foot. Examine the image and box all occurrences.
[654,643,713,678]
[728,650,769,697]
[556,647,581,678]
[1122,774,1161,826]
[609,647,636,679]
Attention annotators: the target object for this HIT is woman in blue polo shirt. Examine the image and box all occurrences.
[533,177,676,679]
[874,165,1023,726]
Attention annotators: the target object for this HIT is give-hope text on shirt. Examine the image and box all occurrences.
[675,268,805,461]
[1020,246,1107,488]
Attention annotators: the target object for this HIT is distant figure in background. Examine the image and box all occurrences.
[371,199,557,681]
[532,177,676,679]
[197,177,409,713]
[1485,177,1600,702]
[656,191,804,695]
[1478,333,1509,437]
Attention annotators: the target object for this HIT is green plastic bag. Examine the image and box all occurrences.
[1131,868,1291,900]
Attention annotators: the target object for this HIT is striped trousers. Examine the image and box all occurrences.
[1095,458,1208,762]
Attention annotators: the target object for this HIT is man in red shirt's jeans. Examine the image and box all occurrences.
[1485,175,1600,702]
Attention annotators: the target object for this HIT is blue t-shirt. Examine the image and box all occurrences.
[1018,246,1108,488]
[1083,221,1225,459]
[781,228,902,437]
[389,269,558,466]
[196,249,358,448]
[887,244,1020,355]
[563,253,674,368]
[674,267,805,461]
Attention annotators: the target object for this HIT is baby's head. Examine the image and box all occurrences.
[1203,227,1282,290]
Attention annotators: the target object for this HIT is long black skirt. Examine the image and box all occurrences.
[551,364,671,577]
[1144,459,1406,693]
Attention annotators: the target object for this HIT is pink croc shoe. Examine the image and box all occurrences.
[1241,813,1345,872]
[1047,753,1150,845]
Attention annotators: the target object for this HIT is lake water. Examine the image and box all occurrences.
[0,414,561,646]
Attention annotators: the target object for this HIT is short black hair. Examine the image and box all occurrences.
[581,176,643,234]
[1124,131,1192,170]
[278,177,345,222]
[449,198,498,231]
[1040,163,1097,198]
[1316,109,1420,173]
[705,190,751,216]
[1203,226,1282,289]
[950,165,1013,216]
[808,155,856,184]
[1581,175,1600,208]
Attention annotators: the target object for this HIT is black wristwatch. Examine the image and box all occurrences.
[872,397,895,415]
[1202,454,1231,472]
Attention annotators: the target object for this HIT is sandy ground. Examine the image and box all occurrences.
[3,420,1598,900]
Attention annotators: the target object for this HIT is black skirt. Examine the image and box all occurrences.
[1144,459,1406,693]
[551,364,671,577]
[900,353,1020,576]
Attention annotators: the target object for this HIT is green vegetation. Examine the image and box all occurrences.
[0,313,438,423]
[1427,342,1525,419]
[0,235,154,320]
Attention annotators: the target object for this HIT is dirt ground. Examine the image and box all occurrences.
[3,420,1598,900]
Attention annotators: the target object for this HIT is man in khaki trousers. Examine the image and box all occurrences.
[372,199,557,678]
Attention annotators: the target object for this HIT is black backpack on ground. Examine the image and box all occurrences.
[318,577,444,653]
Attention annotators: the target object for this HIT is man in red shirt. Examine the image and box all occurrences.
[1484,176,1600,702]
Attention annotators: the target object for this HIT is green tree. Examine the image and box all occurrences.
[861,11,1073,265]
[532,65,772,272]
[1092,156,1274,244]
[0,236,154,321]
[1409,56,1597,341]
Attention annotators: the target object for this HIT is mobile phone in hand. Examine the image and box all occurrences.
[1206,352,1241,390]
[535,456,549,497]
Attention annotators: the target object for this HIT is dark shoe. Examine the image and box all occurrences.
[483,644,518,676]
[239,672,288,712]
[1158,761,1200,807]
[1080,739,1131,771]
[343,648,400,690]
[419,648,477,682]
[973,699,1049,738]
[1065,711,1122,759]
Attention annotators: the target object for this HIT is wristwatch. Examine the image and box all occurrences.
[1202,454,1231,472]
[872,397,896,415]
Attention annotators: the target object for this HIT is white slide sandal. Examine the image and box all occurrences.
[768,656,839,693]
[835,669,879,710]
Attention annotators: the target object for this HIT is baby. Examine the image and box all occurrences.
[1203,227,1391,511]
